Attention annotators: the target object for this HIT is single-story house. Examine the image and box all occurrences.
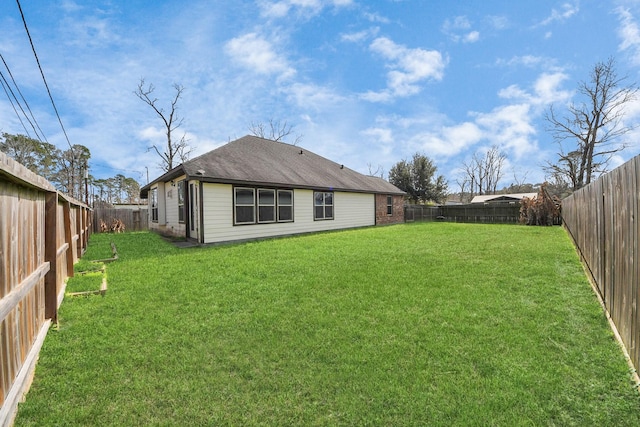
[140,135,405,244]
[470,193,537,204]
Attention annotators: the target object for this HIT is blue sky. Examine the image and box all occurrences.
[2,0,640,190]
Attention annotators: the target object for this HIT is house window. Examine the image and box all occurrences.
[258,189,276,223]
[387,195,393,215]
[234,187,295,225]
[235,188,255,224]
[278,190,293,222]
[151,188,158,222]
[314,191,334,220]
[178,180,185,223]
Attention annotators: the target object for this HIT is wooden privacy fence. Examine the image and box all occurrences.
[93,207,148,233]
[404,205,440,222]
[562,155,640,378]
[405,204,522,224]
[0,152,90,426]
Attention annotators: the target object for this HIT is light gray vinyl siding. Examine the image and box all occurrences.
[201,184,375,244]
[149,178,187,237]
[162,175,186,236]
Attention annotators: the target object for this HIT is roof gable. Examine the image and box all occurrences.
[142,135,404,196]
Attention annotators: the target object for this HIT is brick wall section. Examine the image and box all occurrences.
[375,194,405,225]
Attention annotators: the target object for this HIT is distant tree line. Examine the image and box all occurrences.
[0,132,141,205]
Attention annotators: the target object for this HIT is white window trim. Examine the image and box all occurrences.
[277,189,294,222]
[234,187,256,225]
[257,188,276,224]
[314,191,334,221]
[151,187,159,222]
[178,180,186,223]
[233,187,295,225]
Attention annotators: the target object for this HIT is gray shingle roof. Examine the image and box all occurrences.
[141,135,404,196]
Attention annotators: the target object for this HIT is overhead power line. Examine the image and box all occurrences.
[0,52,48,142]
[16,0,73,151]
[0,73,33,138]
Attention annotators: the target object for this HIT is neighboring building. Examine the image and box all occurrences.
[470,193,537,204]
[139,135,405,244]
[112,202,148,211]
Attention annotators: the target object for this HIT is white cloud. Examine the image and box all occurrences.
[413,122,483,157]
[532,72,571,104]
[444,16,471,31]
[487,15,509,30]
[396,69,563,163]
[499,55,546,68]
[341,27,379,43]
[364,12,390,24]
[56,2,123,49]
[497,55,565,76]
[138,126,166,143]
[362,127,394,143]
[285,82,346,110]
[62,16,121,47]
[60,0,83,13]
[224,33,296,79]
[362,37,446,101]
[473,104,537,158]
[498,71,570,106]
[498,85,530,100]
[463,31,480,43]
[260,1,292,17]
[258,0,353,18]
[361,127,395,156]
[443,15,479,43]
[360,90,393,103]
[617,7,640,65]
[537,2,579,26]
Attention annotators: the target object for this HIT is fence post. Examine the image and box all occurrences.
[133,210,140,231]
[63,200,74,279]
[44,192,58,322]
[75,204,82,257]
[83,207,90,250]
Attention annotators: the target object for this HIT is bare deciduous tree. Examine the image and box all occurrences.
[460,145,507,198]
[248,119,303,145]
[455,177,471,203]
[510,170,530,191]
[367,163,384,178]
[545,58,638,191]
[135,79,192,172]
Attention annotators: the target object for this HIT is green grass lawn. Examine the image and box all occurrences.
[14,223,640,426]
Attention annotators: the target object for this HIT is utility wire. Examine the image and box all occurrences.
[0,52,48,142]
[0,75,32,138]
[16,0,73,151]
[0,67,44,141]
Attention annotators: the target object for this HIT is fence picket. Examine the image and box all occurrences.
[93,208,148,233]
[0,152,90,425]
[404,203,523,224]
[563,154,640,380]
